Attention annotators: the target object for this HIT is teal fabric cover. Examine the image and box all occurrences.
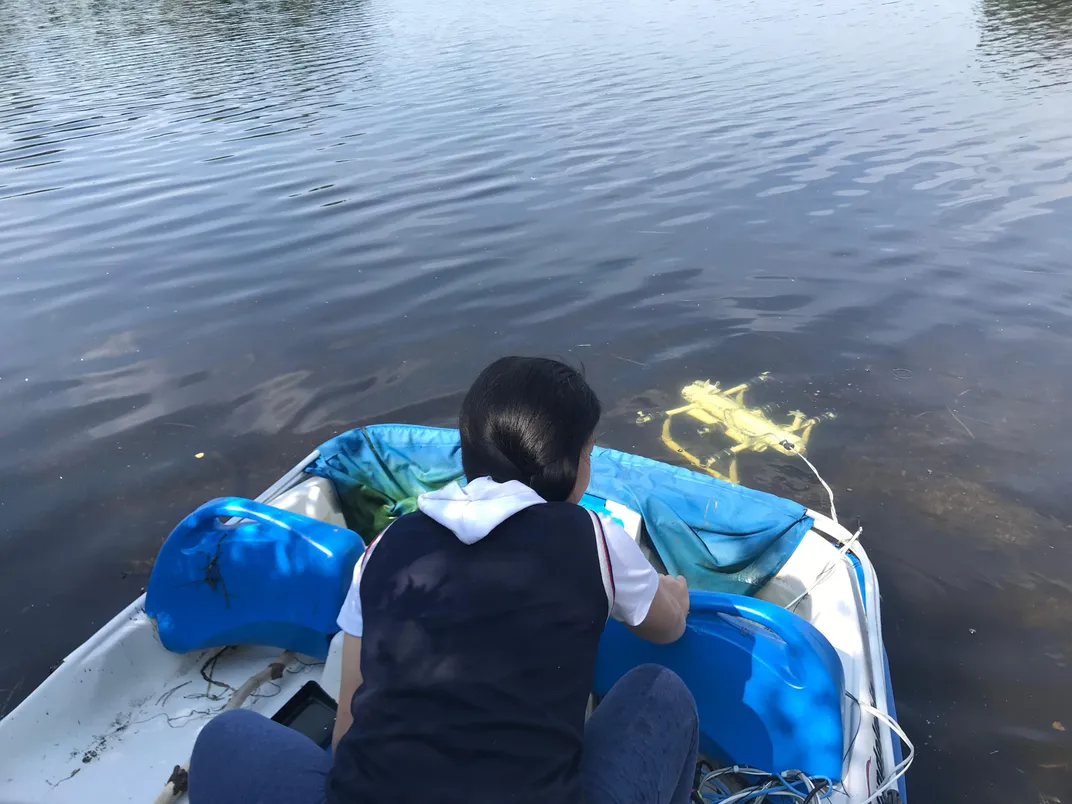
[307,424,812,595]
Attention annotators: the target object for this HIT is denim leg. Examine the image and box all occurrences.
[583,664,699,804]
[188,708,332,804]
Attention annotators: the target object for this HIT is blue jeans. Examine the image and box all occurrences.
[189,664,699,804]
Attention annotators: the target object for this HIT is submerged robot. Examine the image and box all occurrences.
[639,373,834,484]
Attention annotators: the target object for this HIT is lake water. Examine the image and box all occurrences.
[2,0,1072,798]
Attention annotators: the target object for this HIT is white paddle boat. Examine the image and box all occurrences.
[0,425,909,804]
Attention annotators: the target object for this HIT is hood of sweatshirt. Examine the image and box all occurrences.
[416,477,545,544]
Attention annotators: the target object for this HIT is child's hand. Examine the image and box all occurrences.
[662,574,690,619]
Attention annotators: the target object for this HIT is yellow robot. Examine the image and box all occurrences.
[639,373,833,484]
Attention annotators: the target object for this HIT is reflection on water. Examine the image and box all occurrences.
[979,0,1072,87]
[3,0,1072,799]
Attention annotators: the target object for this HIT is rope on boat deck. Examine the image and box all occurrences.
[694,695,914,804]
[150,651,295,804]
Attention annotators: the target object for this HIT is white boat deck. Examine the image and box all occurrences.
[0,598,321,803]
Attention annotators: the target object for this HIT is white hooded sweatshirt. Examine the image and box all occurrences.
[336,477,658,637]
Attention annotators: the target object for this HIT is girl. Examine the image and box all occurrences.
[190,357,698,804]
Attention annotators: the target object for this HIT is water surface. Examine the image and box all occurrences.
[2,0,1072,799]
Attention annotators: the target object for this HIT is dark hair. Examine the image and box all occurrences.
[459,357,602,502]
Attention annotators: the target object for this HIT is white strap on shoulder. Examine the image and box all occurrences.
[587,510,616,612]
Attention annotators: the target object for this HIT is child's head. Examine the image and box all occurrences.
[460,357,601,503]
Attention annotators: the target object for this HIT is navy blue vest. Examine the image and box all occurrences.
[327,503,608,804]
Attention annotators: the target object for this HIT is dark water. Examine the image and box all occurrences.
[2,0,1072,798]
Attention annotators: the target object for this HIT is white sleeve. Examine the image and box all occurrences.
[600,515,659,627]
[336,533,384,637]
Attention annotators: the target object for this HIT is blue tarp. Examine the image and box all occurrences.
[307,424,812,595]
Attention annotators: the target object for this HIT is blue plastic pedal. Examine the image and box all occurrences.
[594,590,845,781]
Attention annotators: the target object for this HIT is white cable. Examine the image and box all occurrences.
[846,693,914,804]
[699,453,911,804]
[713,784,806,804]
[790,455,913,803]
[696,697,912,804]
[786,526,863,611]
[794,449,837,525]
[698,766,831,804]
[783,447,861,611]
